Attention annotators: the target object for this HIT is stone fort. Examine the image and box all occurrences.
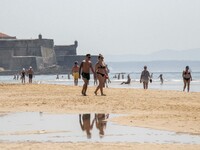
[0,32,97,74]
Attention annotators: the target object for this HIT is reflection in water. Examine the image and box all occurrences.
[1,112,200,144]
[95,114,109,138]
[79,114,109,139]
[79,114,95,139]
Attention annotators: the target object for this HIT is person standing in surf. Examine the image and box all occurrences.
[140,66,151,89]
[182,66,192,92]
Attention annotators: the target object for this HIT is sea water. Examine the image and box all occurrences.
[0,71,200,92]
[0,61,200,92]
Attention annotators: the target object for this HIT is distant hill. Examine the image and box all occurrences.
[106,49,200,62]
[107,60,200,73]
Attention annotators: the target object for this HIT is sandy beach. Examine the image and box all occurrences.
[0,83,200,149]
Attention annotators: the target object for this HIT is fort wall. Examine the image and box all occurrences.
[57,55,98,72]
[0,34,98,74]
[54,41,78,56]
[10,56,38,70]
[41,46,57,67]
[0,38,55,71]
[0,50,13,69]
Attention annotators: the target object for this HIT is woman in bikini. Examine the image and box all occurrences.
[182,66,192,92]
[94,54,108,96]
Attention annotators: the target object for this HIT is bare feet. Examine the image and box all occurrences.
[82,91,87,96]
[94,91,97,95]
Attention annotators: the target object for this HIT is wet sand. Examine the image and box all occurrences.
[0,84,200,149]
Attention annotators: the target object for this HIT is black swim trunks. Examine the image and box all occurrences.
[82,72,90,80]
[29,74,33,79]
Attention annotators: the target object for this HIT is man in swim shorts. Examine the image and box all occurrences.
[79,54,95,96]
[27,66,34,84]
[72,61,79,86]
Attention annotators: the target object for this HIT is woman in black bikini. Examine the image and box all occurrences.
[182,66,192,92]
[94,54,108,96]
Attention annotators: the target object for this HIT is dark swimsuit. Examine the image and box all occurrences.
[97,64,106,77]
[98,65,106,69]
[97,72,105,77]
[82,72,90,80]
[21,72,25,78]
[183,72,191,81]
[29,74,33,79]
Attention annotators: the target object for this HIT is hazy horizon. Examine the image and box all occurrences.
[1,0,200,57]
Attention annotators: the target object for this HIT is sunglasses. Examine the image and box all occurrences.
[88,56,91,59]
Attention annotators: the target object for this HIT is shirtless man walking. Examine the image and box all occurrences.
[27,66,34,83]
[79,54,95,96]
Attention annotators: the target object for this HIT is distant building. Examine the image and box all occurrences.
[54,40,97,72]
[0,33,56,71]
[0,33,98,74]
[0,32,16,39]
[54,41,78,56]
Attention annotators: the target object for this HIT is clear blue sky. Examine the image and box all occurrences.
[1,0,200,55]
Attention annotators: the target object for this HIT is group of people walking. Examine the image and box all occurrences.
[74,53,108,96]
[72,54,193,94]
[71,53,111,96]
[20,66,34,84]
[17,54,193,93]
